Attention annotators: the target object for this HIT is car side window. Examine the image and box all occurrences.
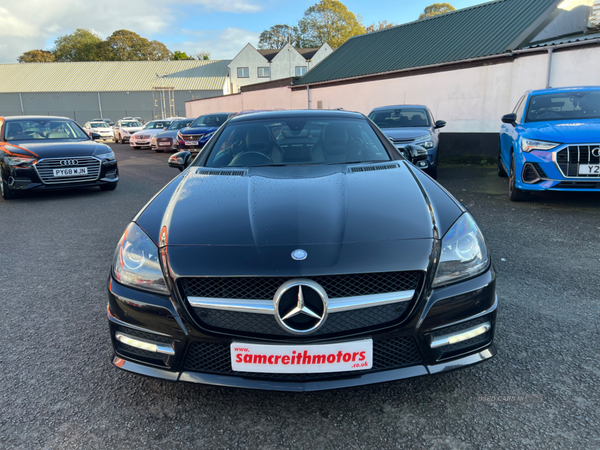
[513,96,526,123]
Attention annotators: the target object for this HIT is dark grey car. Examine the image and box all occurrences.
[151,119,193,152]
[368,105,446,179]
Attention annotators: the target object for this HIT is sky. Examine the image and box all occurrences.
[0,0,483,64]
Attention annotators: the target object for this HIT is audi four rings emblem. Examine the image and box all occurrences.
[60,160,79,166]
[592,148,600,158]
[273,279,328,335]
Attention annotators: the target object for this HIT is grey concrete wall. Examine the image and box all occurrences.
[0,90,222,124]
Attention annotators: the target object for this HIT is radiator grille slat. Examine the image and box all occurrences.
[35,157,101,184]
[556,145,600,178]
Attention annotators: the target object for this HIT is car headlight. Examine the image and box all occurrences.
[94,146,115,160]
[203,132,214,140]
[112,223,169,295]
[521,139,559,153]
[5,156,36,166]
[414,134,431,142]
[421,141,434,149]
[433,213,489,288]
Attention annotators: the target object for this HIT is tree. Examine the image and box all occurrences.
[258,24,302,49]
[193,50,211,60]
[173,50,191,60]
[418,3,455,20]
[365,20,396,33]
[297,0,365,48]
[103,30,173,61]
[53,29,104,62]
[17,50,56,63]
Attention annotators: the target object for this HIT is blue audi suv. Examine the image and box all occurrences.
[369,105,446,179]
[499,86,600,201]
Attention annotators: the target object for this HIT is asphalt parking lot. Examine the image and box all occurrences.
[1,143,599,449]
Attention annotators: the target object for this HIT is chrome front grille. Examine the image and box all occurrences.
[391,138,414,144]
[183,134,204,141]
[35,157,101,184]
[137,135,150,139]
[556,145,600,178]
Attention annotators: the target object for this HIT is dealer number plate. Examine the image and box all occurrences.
[579,165,600,175]
[53,167,88,177]
[230,339,373,374]
[185,141,198,146]
[158,142,170,146]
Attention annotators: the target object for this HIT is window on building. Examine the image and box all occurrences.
[237,67,249,78]
[257,67,270,78]
[295,66,307,77]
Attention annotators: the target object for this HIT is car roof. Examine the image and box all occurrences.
[3,115,72,121]
[369,105,429,112]
[229,109,364,123]
[528,86,600,96]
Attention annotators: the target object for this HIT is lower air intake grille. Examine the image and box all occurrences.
[183,337,422,381]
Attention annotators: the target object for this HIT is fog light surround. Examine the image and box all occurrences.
[115,332,175,355]
[430,322,491,349]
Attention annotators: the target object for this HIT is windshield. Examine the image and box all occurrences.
[191,114,230,128]
[144,121,171,130]
[205,117,391,167]
[90,122,110,128]
[122,121,142,127]
[4,119,89,141]
[168,120,192,130]
[525,91,600,122]
[369,108,431,128]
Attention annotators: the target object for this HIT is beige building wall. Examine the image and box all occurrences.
[188,46,600,132]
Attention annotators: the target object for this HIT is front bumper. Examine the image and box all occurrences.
[2,159,119,193]
[516,145,600,192]
[130,138,151,147]
[107,267,497,391]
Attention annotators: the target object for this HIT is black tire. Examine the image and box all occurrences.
[0,171,17,200]
[115,135,121,144]
[509,155,528,202]
[100,182,117,191]
[498,146,508,178]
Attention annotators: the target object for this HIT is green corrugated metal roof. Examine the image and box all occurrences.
[0,60,230,93]
[296,0,561,86]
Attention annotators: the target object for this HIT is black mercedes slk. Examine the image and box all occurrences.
[107,110,497,391]
[0,116,118,200]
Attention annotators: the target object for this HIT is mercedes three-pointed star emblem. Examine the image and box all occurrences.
[273,279,329,335]
[280,286,322,321]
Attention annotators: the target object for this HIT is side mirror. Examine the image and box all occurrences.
[434,120,446,129]
[502,113,517,125]
[91,132,102,140]
[164,127,168,130]
[168,151,192,172]
[402,144,428,163]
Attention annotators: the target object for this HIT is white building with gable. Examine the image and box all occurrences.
[226,43,333,94]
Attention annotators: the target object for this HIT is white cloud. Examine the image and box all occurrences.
[0,7,38,37]
[0,0,263,64]
[172,28,260,60]
[176,0,262,13]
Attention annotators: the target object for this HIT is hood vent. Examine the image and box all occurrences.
[349,163,400,173]
[195,168,247,177]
